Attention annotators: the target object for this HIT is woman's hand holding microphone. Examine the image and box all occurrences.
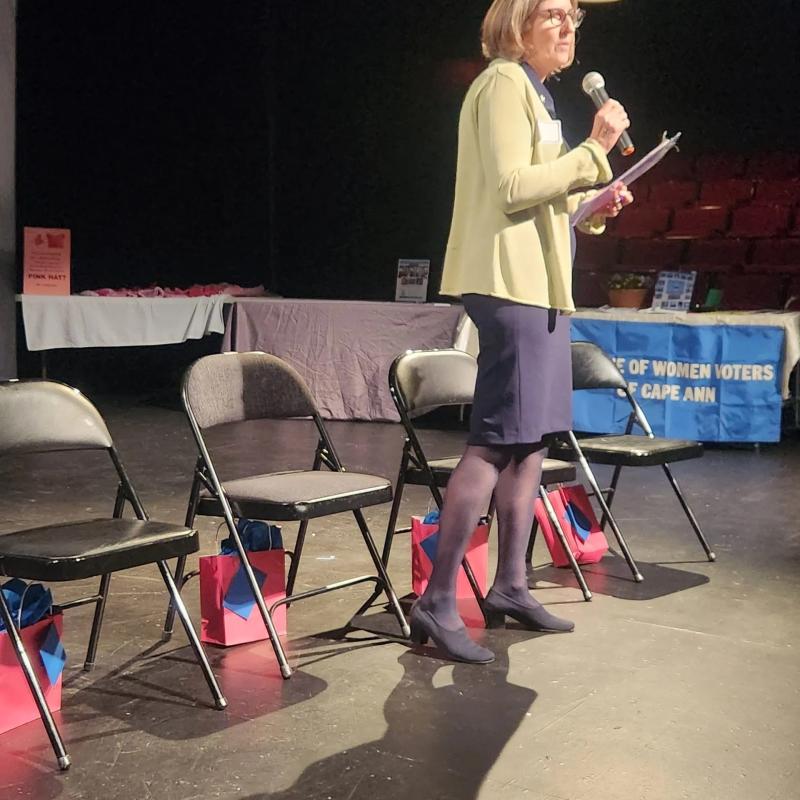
[589,100,634,218]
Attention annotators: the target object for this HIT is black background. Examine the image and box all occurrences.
[16,1,800,300]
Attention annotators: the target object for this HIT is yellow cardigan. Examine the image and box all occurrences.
[440,58,613,312]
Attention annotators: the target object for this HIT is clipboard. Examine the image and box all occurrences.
[571,132,682,227]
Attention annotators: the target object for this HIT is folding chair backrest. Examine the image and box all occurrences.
[390,349,477,418]
[183,352,318,429]
[571,342,628,392]
[0,380,113,455]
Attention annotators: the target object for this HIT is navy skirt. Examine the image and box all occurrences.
[463,294,572,446]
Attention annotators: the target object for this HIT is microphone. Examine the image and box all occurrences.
[581,71,635,156]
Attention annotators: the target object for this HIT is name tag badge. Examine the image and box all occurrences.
[537,119,562,145]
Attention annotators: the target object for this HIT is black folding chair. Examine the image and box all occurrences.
[550,341,716,582]
[358,349,592,609]
[161,352,410,680]
[0,380,226,771]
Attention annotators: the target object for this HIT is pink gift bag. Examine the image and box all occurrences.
[534,485,609,567]
[0,614,64,735]
[411,515,489,627]
[199,550,287,647]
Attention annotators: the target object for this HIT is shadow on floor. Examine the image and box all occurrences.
[529,554,710,601]
[243,640,536,800]
[65,639,328,742]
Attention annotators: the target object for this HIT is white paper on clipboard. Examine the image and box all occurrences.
[570,132,682,227]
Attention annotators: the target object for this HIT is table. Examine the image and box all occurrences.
[223,298,464,421]
[19,294,231,350]
[569,309,800,443]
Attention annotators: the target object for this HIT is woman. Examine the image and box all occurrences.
[410,0,632,663]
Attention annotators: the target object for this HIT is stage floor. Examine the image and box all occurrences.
[2,399,799,800]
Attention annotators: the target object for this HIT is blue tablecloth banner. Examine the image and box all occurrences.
[570,319,784,443]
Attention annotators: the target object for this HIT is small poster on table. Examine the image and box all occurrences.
[651,270,696,311]
[23,227,71,295]
[395,259,430,303]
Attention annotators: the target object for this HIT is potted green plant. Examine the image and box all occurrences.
[607,273,652,308]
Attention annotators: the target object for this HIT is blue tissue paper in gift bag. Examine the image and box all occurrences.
[220,519,283,555]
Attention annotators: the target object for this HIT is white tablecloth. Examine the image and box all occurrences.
[19,295,231,350]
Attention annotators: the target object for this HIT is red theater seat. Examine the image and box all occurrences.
[640,152,694,185]
[648,180,698,208]
[789,210,800,237]
[748,238,800,271]
[573,271,611,308]
[720,274,784,310]
[728,205,791,238]
[754,179,800,206]
[620,238,684,268]
[683,239,748,270]
[699,179,754,207]
[613,205,671,238]
[575,235,619,271]
[695,153,746,180]
[785,277,800,310]
[746,152,800,179]
[667,206,729,239]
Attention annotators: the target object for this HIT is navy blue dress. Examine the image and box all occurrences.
[465,65,573,447]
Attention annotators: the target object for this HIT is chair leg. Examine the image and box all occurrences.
[285,519,310,600]
[538,487,592,601]
[84,573,111,671]
[156,561,228,708]
[662,464,716,561]
[353,469,407,617]
[599,465,623,531]
[162,554,188,641]
[0,587,71,770]
[353,509,411,638]
[525,516,539,569]
[568,434,643,582]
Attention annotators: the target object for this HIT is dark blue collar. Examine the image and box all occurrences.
[520,62,557,119]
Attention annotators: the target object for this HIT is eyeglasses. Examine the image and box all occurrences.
[537,7,586,29]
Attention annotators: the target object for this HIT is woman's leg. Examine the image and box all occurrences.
[491,444,546,601]
[416,444,511,630]
[488,443,574,631]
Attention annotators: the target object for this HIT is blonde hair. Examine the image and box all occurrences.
[481,0,578,62]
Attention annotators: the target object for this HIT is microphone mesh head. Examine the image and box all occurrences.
[581,72,605,95]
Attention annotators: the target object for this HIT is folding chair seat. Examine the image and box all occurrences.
[753,179,800,206]
[548,342,715,582]
[619,238,684,268]
[612,205,671,238]
[746,152,800,179]
[0,380,226,771]
[667,206,728,239]
[683,238,748,270]
[362,349,593,604]
[161,352,409,679]
[695,153,745,180]
[647,180,698,208]
[698,179,754,207]
[728,204,791,238]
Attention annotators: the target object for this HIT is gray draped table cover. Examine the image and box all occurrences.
[222,298,464,421]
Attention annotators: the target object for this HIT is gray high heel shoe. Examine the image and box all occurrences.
[483,588,575,633]
[409,604,495,664]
